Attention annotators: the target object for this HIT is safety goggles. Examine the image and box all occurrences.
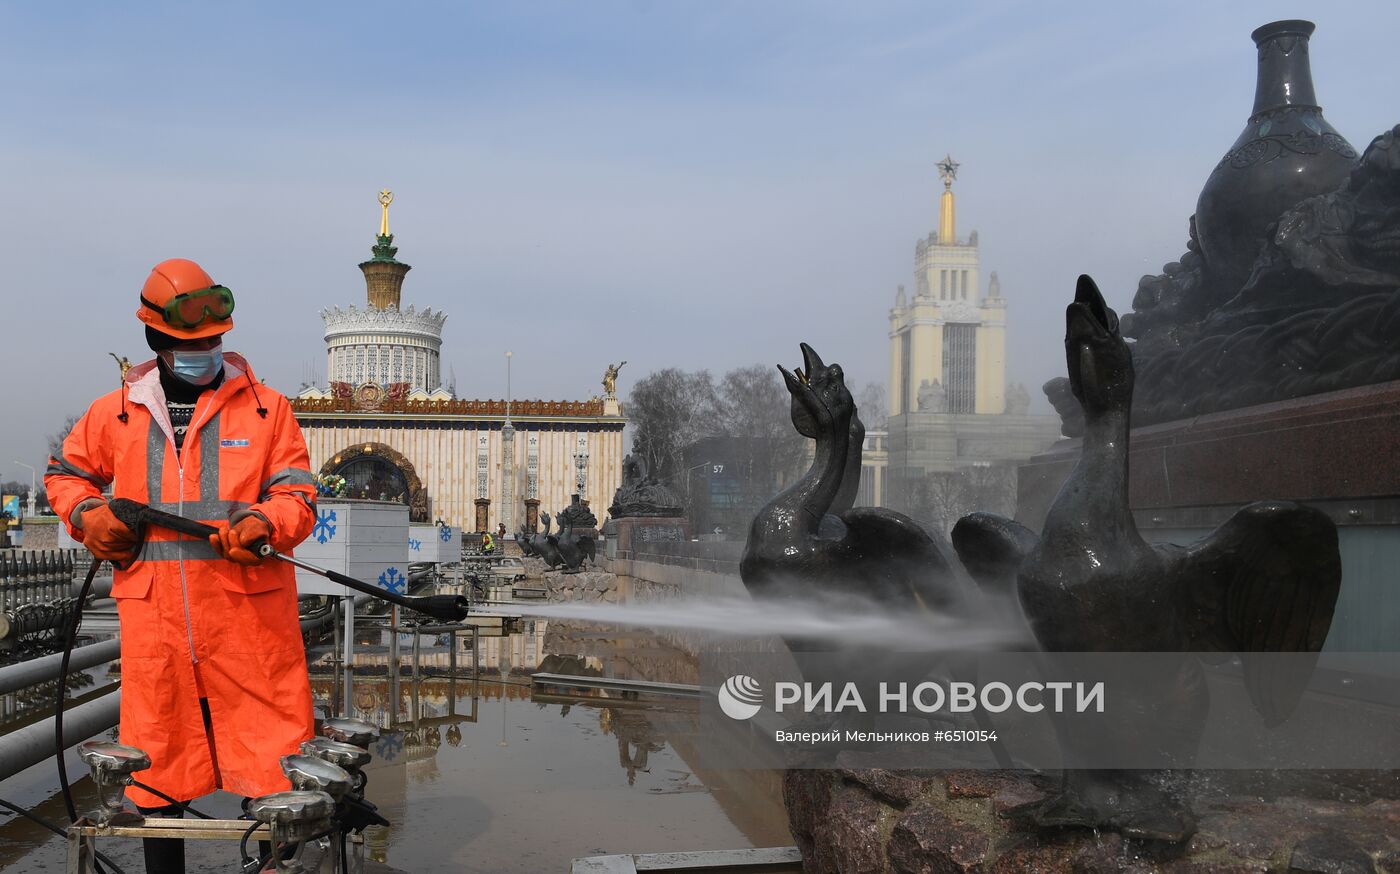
[141,285,236,329]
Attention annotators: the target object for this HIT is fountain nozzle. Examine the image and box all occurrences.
[77,740,151,827]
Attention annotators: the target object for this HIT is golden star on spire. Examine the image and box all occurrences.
[936,155,960,190]
[378,189,394,237]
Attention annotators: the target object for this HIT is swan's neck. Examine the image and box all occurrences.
[831,414,865,515]
[791,413,851,536]
[1051,408,1134,536]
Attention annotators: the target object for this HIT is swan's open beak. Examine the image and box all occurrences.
[778,363,810,396]
[780,342,827,396]
[799,342,825,382]
[1066,275,1118,343]
[1064,274,1133,411]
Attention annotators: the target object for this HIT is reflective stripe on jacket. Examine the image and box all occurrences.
[45,353,317,806]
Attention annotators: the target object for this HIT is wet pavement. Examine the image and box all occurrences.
[0,616,791,873]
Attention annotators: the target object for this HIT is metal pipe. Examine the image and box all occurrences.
[300,610,334,634]
[300,594,374,634]
[529,673,704,698]
[72,577,113,601]
[0,688,121,783]
[0,638,121,696]
[342,597,354,716]
[0,604,73,643]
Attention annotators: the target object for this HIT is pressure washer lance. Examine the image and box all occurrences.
[52,501,462,842]
[46,502,429,874]
[106,498,471,622]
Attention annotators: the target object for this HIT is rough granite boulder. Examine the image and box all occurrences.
[784,769,1399,873]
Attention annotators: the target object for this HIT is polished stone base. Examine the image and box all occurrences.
[1018,380,1400,531]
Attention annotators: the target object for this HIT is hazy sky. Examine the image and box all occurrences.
[3,1,1399,483]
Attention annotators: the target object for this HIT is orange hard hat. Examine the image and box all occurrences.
[136,258,235,341]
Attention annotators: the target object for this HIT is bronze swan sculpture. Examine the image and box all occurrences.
[740,343,969,611]
[954,275,1342,841]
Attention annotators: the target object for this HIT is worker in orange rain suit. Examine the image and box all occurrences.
[45,258,317,874]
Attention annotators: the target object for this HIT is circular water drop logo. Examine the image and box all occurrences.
[717,675,763,720]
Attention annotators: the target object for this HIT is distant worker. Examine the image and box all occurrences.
[481,529,495,554]
[45,258,317,874]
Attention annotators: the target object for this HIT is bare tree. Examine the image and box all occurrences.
[906,463,1018,536]
[714,364,808,506]
[47,413,81,455]
[908,472,969,537]
[855,382,887,430]
[962,462,1017,517]
[626,369,719,493]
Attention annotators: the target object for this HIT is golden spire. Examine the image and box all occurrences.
[378,189,394,237]
[936,155,959,245]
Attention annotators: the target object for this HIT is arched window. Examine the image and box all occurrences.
[331,456,410,505]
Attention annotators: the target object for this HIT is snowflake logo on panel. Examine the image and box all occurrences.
[375,731,403,761]
[378,567,406,594]
[314,509,338,544]
[439,526,452,542]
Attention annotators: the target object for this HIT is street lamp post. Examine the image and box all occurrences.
[501,352,515,533]
[12,461,36,518]
[498,645,512,748]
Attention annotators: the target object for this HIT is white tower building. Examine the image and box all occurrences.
[303,190,453,401]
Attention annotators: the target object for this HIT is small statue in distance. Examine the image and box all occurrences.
[603,361,627,396]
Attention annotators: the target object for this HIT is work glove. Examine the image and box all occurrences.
[78,501,140,563]
[210,513,273,566]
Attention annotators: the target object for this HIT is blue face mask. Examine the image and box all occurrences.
[160,343,224,386]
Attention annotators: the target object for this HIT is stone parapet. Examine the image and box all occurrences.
[603,517,693,562]
[291,396,608,417]
[543,569,618,603]
[11,517,60,550]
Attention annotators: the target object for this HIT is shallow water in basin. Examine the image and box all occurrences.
[0,619,790,873]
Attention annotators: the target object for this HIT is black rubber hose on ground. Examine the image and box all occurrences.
[0,795,128,874]
[129,781,214,820]
[55,560,101,824]
[55,559,216,823]
[51,560,125,874]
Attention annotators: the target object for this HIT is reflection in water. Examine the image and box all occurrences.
[0,597,786,873]
[0,617,785,873]
[297,617,788,872]
[0,671,100,733]
[601,706,665,786]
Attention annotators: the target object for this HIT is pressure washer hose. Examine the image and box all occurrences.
[51,558,123,874]
[41,499,447,870]
[55,559,102,824]
[47,559,200,874]
[55,559,214,830]
[0,795,127,874]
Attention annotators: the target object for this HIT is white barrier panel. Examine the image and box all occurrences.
[294,500,411,597]
[408,524,461,564]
